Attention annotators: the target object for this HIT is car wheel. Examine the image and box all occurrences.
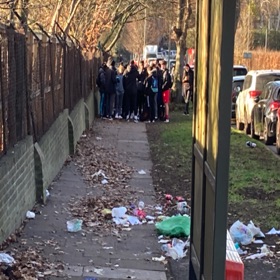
[250,118,260,140]
[236,118,244,131]
[264,123,274,145]
[245,122,251,135]
[276,121,280,155]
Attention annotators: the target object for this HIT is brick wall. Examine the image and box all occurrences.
[35,109,69,202]
[0,136,36,244]
[85,91,95,127]
[0,98,95,243]
[69,98,86,149]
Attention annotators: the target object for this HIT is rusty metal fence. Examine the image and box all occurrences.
[0,25,98,156]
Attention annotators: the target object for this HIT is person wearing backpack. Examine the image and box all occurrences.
[144,67,158,122]
[161,60,172,122]
[96,63,106,118]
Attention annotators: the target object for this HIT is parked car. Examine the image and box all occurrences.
[250,81,280,144]
[235,70,280,133]
[167,59,176,70]
[170,50,176,59]
[157,52,164,59]
[233,65,248,76]
[276,108,280,154]
[232,76,245,118]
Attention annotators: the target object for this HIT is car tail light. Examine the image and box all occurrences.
[249,90,261,98]
[270,101,280,110]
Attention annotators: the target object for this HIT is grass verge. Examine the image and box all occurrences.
[147,110,280,230]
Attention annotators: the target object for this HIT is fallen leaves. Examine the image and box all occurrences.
[69,129,140,234]
[0,247,64,279]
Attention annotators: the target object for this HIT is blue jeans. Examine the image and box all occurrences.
[115,91,124,115]
[99,91,105,117]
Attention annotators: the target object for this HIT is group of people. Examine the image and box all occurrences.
[96,57,194,123]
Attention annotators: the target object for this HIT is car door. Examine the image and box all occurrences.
[264,86,280,125]
[253,84,271,135]
[236,74,252,123]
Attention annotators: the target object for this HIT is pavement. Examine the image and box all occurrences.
[10,120,168,280]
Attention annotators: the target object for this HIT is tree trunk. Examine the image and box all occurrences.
[172,0,193,103]
[64,0,82,36]
[49,0,63,34]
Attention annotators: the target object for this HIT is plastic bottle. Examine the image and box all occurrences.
[138,201,145,210]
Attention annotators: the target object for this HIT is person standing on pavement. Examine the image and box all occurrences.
[105,57,117,119]
[161,61,172,123]
[155,59,163,120]
[96,63,106,118]
[182,63,194,116]
[115,64,125,119]
[137,60,147,118]
[144,67,158,123]
[123,60,139,122]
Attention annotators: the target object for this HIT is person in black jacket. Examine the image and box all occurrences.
[97,63,107,118]
[182,64,194,115]
[161,61,172,122]
[123,60,139,122]
[137,60,147,118]
[104,57,117,119]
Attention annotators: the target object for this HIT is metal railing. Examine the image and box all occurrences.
[0,25,98,156]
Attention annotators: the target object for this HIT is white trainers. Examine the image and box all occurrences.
[134,116,138,123]
[115,113,119,119]
[165,119,170,123]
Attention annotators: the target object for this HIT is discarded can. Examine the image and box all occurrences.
[177,201,189,214]
[165,194,173,200]
[246,141,256,148]
[138,201,145,210]
[175,196,185,202]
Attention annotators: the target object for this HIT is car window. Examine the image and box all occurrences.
[274,88,280,101]
[233,68,248,76]
[243,75,252,90]
[261,85,272,99]
[232,80,244,91]
[255,74,280,91]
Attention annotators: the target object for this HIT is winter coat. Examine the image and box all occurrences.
[144,71,158,96]
[162,68,172,91]
[116,74,124,94]
[97,67,106,92]
[105,65,117,95]
[123,65,138,94]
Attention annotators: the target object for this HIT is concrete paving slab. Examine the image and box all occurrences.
[82,266,167,280]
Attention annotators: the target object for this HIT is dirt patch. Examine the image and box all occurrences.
[238,187,280,201]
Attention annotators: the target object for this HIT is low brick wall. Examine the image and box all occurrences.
[0,136,36,244]
[0,96,95,243]
[69,98,86,150]
[35,109,70,202]
[85,91,95,129]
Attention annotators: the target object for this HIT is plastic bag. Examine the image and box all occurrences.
[155,215,191,237]
[229,220,254,245]
[67,219,83,232]
[247,220,265,238]
[0,253,15,265]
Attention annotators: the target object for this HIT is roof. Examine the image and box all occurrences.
[232,75,245,81]
[233,65,247,69]
[246,69,280,76]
